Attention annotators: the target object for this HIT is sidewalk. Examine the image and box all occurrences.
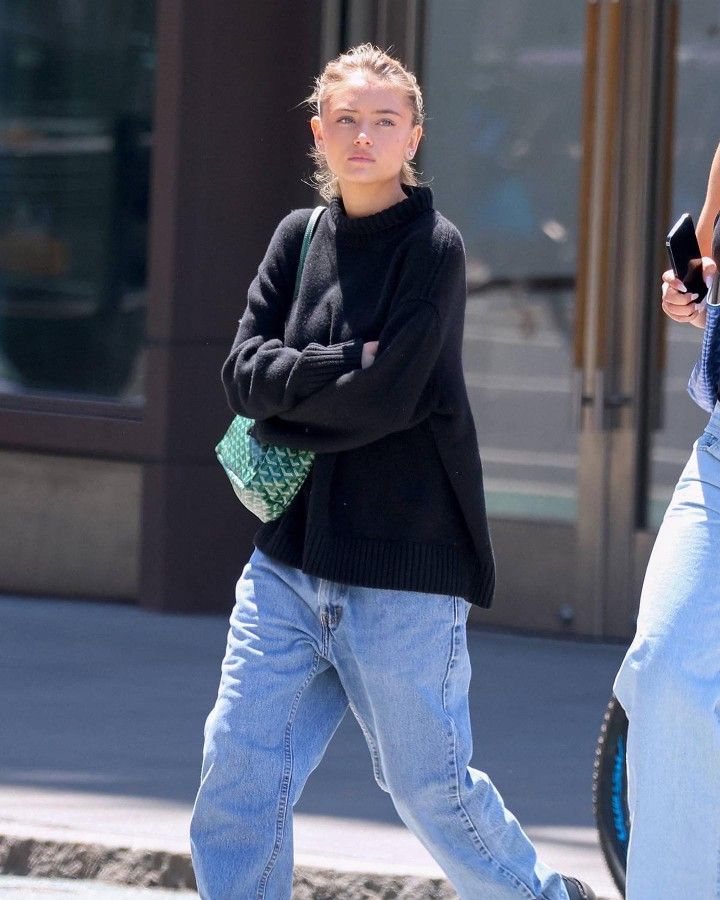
[0,594,626,898]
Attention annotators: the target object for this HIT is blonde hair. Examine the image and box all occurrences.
[302,43,427,202]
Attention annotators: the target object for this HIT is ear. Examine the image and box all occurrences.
[310,115,324,151]
[409,123,423,153]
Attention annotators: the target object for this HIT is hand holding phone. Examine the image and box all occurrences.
[666,213,708,303]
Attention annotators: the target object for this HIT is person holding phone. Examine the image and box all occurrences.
[612,143,720,899]
[661,142,720,325]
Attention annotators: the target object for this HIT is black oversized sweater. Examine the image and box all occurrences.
[221,184,495,608]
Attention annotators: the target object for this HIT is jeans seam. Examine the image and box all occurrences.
[256,650,322,899]
[347,698,386,791]
[442,597,536,899]
[698,434,720,461]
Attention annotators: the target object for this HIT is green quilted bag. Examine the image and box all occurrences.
[215,205,325,522]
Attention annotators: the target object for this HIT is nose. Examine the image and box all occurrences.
[354,131,371,144]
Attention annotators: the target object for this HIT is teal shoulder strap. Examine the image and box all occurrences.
[292,205,326,302]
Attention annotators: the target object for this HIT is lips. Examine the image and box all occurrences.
[348,156,374,162]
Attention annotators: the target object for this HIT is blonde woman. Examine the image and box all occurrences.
[189,44,596,900]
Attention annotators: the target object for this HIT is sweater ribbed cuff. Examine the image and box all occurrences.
[296,338,364,393]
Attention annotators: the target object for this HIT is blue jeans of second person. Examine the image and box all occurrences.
[613,400,720,899]
[189,545,569,900]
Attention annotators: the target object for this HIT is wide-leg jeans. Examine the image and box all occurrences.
[614,400,720,899]
[189,545,569,899]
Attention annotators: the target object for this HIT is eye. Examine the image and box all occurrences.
[337,116,353,123]
[379,119,395,126]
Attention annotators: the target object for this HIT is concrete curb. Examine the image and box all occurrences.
[0,834,458,898]
[0,836,194,890]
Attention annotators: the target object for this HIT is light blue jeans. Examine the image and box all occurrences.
[189,545,569,899]
[613,400,720,899]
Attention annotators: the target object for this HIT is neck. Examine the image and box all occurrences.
[337,178,408,218]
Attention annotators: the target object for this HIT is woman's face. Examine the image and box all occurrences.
[311,76,422,190]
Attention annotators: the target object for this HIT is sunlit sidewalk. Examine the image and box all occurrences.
[0,595,626,898]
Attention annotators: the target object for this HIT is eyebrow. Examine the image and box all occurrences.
[336,107,403,116]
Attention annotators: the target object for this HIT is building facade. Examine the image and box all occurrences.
[0,0,717,639]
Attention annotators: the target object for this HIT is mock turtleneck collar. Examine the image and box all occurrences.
[326,184,433,241]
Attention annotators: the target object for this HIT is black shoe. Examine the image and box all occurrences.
[561,875,598,900]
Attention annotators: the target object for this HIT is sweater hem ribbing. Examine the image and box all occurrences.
[254,526,493,608]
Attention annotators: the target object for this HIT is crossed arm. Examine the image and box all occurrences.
[251,297,451,453]
[223,221,467,453]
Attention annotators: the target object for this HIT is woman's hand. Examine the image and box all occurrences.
[661,257,717,329]
[361,340,379,369]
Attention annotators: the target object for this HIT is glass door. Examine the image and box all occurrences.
[421,0,597,633]
[419,1,686,638]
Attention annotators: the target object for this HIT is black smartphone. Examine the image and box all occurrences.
[666,213,707,303]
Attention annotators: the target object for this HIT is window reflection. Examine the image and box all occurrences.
[0,2,155,402]
[423,0,584,521]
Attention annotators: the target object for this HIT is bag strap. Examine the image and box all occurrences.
[292,205,326,302]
